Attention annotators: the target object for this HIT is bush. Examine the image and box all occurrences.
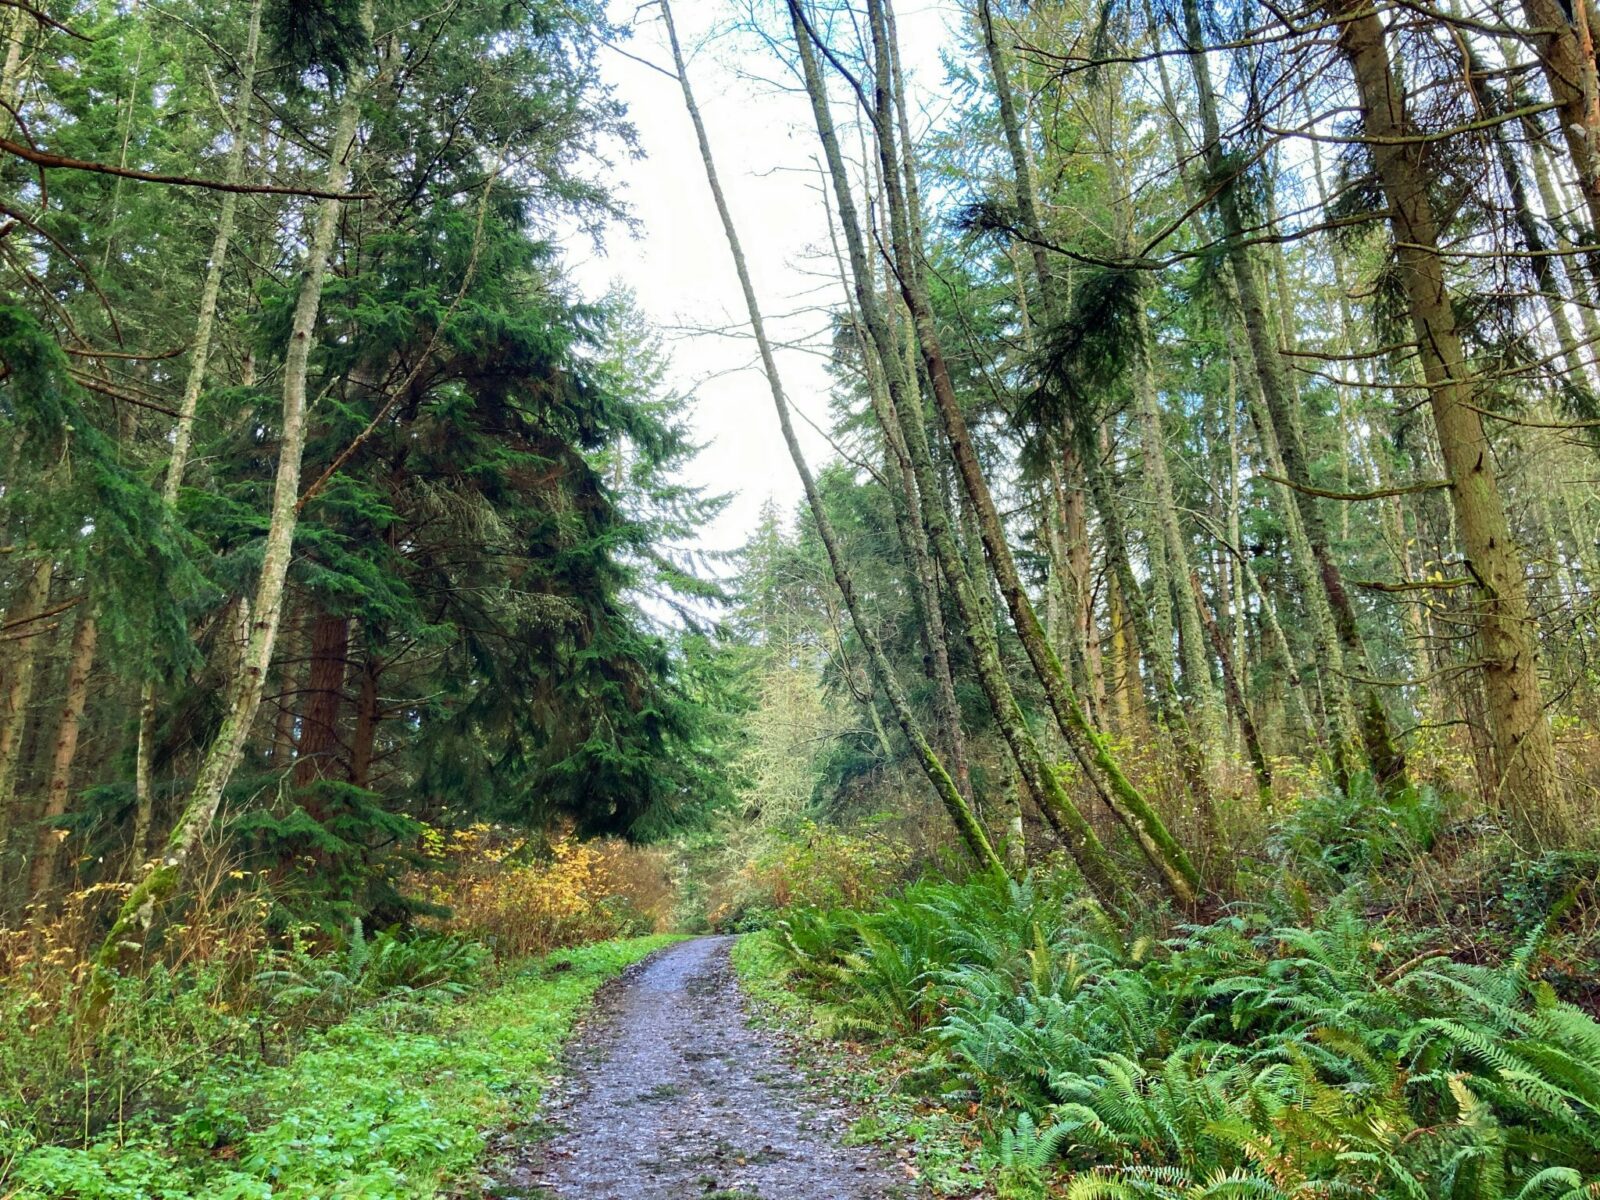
[414,825,676,955]
[708,820,910,929]
[769,871,1600,1199]
[1269,772,1446,885]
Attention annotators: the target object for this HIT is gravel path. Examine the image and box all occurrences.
[495,935,916,1199]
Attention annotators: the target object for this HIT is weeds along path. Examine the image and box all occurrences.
[499,935,916,1199]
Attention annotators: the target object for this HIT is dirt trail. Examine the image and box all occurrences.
[496,935,916,1199]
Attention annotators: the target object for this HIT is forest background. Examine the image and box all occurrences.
[2,0,1600,1195]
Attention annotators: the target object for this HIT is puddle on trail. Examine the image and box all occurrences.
[490,936,919,1199]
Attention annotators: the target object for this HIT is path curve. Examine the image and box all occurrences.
[504,935,916,1199]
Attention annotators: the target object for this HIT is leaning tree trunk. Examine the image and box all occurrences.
[661,0,1003,875]
[826,181,973,804]
[1177,0,1406,789]
[91,3,375,999]
[783,0,1142,903]
[1526,131,1600,361]
[133,0,265,848]
[1329,0,1565,840]
[841,0,1198,902]
[163,45,366,861]
[1459,38,1593,389]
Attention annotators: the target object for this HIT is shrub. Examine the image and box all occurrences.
[770,872,1600,1200]
[415,824,675,955]
[1269,772,1446,885]
[709,820,910,929]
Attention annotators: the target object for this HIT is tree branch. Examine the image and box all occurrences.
[0,136,375,199]
[1258,472,1452,500]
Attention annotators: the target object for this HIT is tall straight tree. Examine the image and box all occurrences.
[97,0,377,959]
[1324,0,1565,839]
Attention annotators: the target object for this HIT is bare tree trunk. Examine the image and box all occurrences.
[1460,37,1593,388]
[1107,575,1140,730]
[1528,135,1600,358]
[1060,452,1106,714]
[0,3,28,121]
[292,609,349,787]
[0,558,51,842]
[837,0,1197,902]
[90,3,375,998]
[661,0,1003,875]
[28,612,97,896]
[1134,315,1224,761]
[1191,569,1269,794]
[1331,0,1565,839]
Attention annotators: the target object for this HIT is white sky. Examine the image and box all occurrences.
[565,1,964,557]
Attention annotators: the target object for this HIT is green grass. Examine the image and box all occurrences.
[731,931,991,1196]
[4,935,680,1200]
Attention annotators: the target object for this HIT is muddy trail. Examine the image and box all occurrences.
[494,936,919,1199]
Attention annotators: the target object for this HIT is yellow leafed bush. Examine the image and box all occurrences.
[415,825,676,957]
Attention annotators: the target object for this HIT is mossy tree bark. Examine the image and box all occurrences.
[91,2,376,1002]
[132,0,265,864]
[1328,0,1565,839]
[662,0,1003,876]
[833,0,1198,903]
[782,0,1131,901]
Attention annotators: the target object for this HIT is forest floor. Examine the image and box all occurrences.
[493,935,919,1199]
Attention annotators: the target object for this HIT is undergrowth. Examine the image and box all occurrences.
[765,864,1600,1199]
[1,934,677,1198]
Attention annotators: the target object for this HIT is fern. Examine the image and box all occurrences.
[768,872,1600,1200]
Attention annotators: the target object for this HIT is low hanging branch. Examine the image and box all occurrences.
[1258,472,1452,501]
[65,343,186,361]
[68,369,182,416]
[0,594,83,633]
[1354,576,1476,593]
[0,136,375,200]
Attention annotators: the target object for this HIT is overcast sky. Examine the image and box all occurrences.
[565,2,963,558]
